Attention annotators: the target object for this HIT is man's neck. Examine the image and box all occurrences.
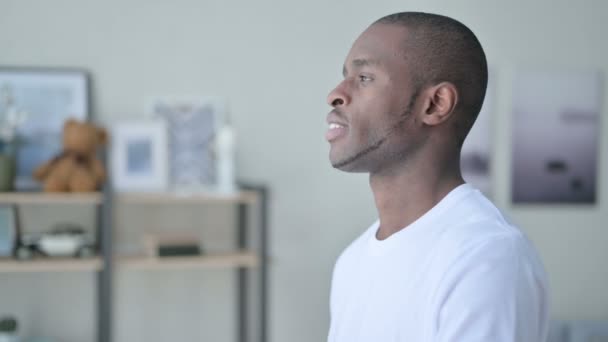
[370,153,464,240]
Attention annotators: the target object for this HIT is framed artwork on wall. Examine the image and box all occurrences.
[0,67,89,190]
[511,69,602,204]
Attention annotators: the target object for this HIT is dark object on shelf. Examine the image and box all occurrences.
[143,232,202,258]
[158,244,201,257]
[0,316,17,333]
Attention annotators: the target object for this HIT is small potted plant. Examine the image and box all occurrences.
[0,316,18,342]
[0,84,28,191]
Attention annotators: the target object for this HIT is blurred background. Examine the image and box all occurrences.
[0,0,607,341]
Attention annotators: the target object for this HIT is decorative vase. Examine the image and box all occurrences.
[0,154,16,192]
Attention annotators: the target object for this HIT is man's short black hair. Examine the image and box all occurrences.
[375,12,488,145]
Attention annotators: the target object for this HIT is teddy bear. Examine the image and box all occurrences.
[33,119,108,192]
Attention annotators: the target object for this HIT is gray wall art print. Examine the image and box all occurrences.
[511,69,602,204]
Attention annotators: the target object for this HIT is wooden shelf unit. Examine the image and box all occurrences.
[0,185,269,342]
[114,185,269,342]
[0,257,103,273]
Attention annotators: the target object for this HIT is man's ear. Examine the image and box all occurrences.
[421,82,458,126]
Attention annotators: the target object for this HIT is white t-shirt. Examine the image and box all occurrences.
[327,184,549,342]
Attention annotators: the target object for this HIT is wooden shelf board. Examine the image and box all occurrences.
[0,257,103,273]
[117,252,259,271]
[116,191,258,204]
[0,192,103,205]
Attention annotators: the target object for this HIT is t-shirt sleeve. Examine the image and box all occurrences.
[434,234,549,342]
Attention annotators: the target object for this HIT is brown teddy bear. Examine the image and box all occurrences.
[33,119,108,192]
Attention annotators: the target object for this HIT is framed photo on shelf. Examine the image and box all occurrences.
[150,97,225,192]
[0,67,90,190]
[111,120,169,192]
[0,205,17,257]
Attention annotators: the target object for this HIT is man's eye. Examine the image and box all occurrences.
[359,75,373,82]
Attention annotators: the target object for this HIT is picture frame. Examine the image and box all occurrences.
[111,120,169,192]
[0,205,17,257]
[150,97,226,193]
[511,69,601,204]
[0,67,90,190]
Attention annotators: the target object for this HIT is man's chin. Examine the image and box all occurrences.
[330,155,367,173]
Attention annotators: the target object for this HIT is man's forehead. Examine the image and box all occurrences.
[347,24,410,62]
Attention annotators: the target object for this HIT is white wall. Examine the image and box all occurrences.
[1,0,607,341]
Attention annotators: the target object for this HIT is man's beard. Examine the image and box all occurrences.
[332,97,417,170]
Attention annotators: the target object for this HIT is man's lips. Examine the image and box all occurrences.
[326,122,347,142]
[326,111,348,142]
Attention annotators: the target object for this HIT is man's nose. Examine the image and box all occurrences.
[327,82,350,107]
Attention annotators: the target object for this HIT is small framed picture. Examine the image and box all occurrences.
[0,67,89,190]
[0,205,17,257]
[150,97,225,192]
[111,121,169,192]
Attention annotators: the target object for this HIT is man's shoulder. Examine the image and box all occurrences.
[438,221,535,268]
[437,212,522,255]
[434,208,547,289]
[432,189,546,276]
[438,187,520,246]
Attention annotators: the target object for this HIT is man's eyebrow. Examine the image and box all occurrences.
[342,58,381,77]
